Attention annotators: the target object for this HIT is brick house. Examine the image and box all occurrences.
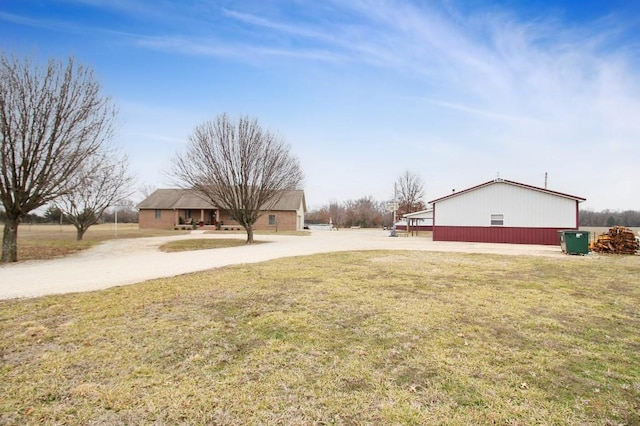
[138,188,306,231]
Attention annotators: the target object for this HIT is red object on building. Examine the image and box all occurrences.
[429,179,586,245]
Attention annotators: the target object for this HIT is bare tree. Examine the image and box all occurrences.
[102,199,138,224]
[305,200,346,229]
[328,201,344,229]
[395,170,426,216]
[138,184,157,200]
[343,196,386,228]
[56,149,135,240]
[0,53,116,262]
[171,114,304,243]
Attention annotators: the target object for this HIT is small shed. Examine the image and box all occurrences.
[429,178,586,245]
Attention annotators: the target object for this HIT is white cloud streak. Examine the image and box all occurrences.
[3,0,639,208]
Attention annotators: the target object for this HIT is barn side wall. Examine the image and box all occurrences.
[432,226,572,245]
[435,183,578,228]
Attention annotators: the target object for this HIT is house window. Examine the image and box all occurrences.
[185,209,192,219]
[155,209,161,219]
[491,214,504,226]
[269,214,276,226]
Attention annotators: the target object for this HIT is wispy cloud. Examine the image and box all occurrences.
[0,10,148,41]
[3,0,639,208]
[221,8,338,44]
[422,98,540,125]
[0,11,72,32]
[134,34,347,62]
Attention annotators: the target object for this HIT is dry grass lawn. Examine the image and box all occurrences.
[4,223,307,261]
[1,251,639,425]
[7,224,189,261]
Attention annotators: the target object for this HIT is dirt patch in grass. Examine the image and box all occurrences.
[159,239,267,252]
[0,251,638,424]
[203,230,310,237]
[12,224,188,261]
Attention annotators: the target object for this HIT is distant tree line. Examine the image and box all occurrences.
[0,204,138,225]
[305,196,392,229]
[305,204,640,229]
[580,210,640,227]
[0,209,49,224]
[305,171,427,229]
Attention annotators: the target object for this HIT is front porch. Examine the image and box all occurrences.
[175,208,217,227]
[172,223,243,231]
[173,207,243,231]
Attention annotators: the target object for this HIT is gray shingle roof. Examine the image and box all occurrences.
[137,188,305,212]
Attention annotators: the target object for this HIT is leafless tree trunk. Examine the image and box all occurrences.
[328,202,343,229]
[56,149,134,240]
[0,53,116,261]
[171,114,304,244]
[396,170,426,216]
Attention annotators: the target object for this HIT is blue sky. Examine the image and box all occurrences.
[1,0,639,211]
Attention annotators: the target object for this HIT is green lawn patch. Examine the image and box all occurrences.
[1,251,638,424]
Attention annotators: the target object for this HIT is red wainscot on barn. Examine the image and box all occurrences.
[429,178,586,245]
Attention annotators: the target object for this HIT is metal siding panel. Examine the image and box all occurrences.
[433,226,567,245]
[502,185,576,227]
[434,182,578,228]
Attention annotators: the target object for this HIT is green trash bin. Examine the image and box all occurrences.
[558,230,590,255]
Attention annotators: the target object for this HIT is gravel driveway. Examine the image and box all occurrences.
[0,229,563,299]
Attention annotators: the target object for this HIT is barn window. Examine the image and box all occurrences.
[155,209,161,219]
[491,214,504,226]
[269,214,276,225]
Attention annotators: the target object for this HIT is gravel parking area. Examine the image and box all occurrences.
[0,229,563,299]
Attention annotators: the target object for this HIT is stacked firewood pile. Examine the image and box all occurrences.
[591,226,639,254]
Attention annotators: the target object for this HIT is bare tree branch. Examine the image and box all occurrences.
[171,114,304,243]
[396,170,426,216]
[0,53,117,261]
[57,148,135,240]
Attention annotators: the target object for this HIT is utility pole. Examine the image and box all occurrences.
[114,206,118,237]
[390,183,398,237]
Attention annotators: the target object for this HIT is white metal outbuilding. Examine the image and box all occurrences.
[429,178,586,245]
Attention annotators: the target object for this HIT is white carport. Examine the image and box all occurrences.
[403,208,433,236]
